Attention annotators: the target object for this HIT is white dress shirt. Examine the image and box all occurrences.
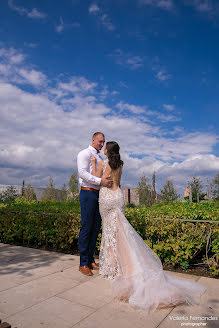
[77,145,103,190]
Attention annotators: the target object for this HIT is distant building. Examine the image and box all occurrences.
[130,188,139,205]
[121,188,139,205]
[121,188,163,205]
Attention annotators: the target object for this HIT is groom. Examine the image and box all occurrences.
[77,132,112,276]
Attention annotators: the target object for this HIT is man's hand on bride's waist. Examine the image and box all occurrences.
[101,175,113,188]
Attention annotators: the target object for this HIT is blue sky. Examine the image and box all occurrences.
[0,0,218,194]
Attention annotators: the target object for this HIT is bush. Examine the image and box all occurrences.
[126,203,136,208]
[0,200,81,251]
[125,201,219,276]
[0,200,218,276]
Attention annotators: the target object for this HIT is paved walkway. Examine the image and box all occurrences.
[0,243,218,328]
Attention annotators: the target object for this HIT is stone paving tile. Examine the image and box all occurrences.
[6,296,95,328]
[60,266,99,284]
[0,265,81,292]
[1,244,219,328]
[58,275,114,310]
[0,243,79,264]
[0,276,20,292]
[0,243,72,255]
[0,272,79,316]
[0,243,79,290]
[158,277,219,328]
[72,298,173,328]
[0,311,7,321]
[0,252,78,269]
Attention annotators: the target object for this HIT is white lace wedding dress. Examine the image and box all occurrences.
[98,160,206,313]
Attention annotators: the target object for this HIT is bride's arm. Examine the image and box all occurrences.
[91,157,104,178]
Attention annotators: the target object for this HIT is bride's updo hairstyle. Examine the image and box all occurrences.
[106,141,123,170]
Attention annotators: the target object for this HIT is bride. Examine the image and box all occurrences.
[90,141,206,313]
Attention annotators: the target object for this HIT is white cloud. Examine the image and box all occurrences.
[116,102,146,114]
[171,154,219,172]
[56,17,65,33]
[8,0,46,19]
[8,0,27,16]
[139,0,174,11]
[126,56,144,69]
[100,14,115,31]
[157,113,180,122]
[0,47,25,64]
[156,69,171,81]
[115,101,180,122]
[18,68,47,86]
[27,8,47,19]
[0,46,218,192]
[88,3,115,31]
[110,49,144,70]
[158,154,219,189]
[99,85,109,100]
[89,3,100,14]
[187,0,213,13]
[0,64,10,75]
[0,47,46,88]
[183,0,219,21]
[57,77,97,95]
[55,17,80,33]
[163,104,175,111]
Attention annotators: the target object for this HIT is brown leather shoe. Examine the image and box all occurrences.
[88,262,99,270]
[79,266,93,276]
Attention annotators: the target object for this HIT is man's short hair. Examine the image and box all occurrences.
[92,132,105,139]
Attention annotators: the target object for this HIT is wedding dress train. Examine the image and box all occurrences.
[98,178,206,313]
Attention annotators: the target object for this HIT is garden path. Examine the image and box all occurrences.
[0,243,218,328]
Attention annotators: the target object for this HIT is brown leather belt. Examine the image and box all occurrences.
[81,187,99,193]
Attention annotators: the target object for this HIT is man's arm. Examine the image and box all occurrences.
[77,151,101,185]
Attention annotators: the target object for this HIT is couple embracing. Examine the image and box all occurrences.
[77,132,205,313]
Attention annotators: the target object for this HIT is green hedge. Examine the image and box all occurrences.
[0,199,81,251]
[124,201,219,276]
[0,199,218,276]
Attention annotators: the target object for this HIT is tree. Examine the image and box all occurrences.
[41,177,58,201]
[21,180,25,196]
[212,172,219,200]
[152,171,156,203]
[160,180,179,202]
[68,172,79,200]
[60,183,67,202]
[0,186,19,203]
[138,175,153,206]
[187,177,204,202]
[23,184,37,202]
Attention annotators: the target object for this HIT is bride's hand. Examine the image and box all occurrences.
[90,156,96,166]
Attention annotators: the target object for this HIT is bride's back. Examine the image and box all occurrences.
[103,164,122,190]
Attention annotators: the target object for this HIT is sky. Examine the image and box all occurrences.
[0,0,219,195]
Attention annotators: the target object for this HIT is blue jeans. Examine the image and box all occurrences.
[78,190,101,266]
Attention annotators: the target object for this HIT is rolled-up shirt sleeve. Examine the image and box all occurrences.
[77,151,101,186]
